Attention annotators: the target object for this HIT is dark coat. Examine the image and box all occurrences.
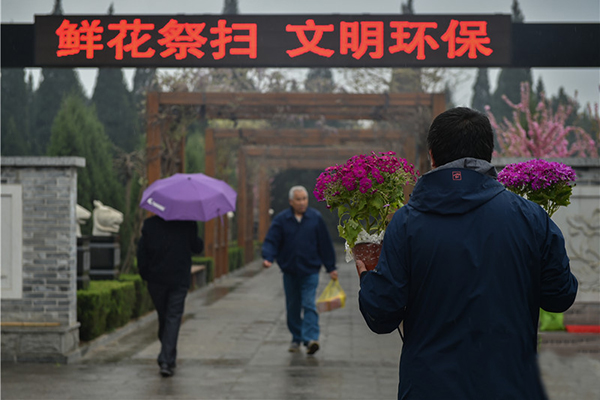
[137,216,204,288]
[359,166,578,400]
[262,207,336,276]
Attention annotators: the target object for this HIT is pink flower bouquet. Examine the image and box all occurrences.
[497,159,577,217]
[314,152,419,251]
[498,159,577,332]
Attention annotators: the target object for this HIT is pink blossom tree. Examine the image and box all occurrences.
[486,82,598,158]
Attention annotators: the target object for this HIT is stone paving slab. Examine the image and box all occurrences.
[2,248,599,400]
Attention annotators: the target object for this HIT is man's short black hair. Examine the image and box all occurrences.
[427,107,494,166]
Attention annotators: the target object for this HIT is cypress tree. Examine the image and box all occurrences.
[31,68,85,155]
[52,0,64,15]
[31,0,86,155]
[1,68,31,155]
[305,68,336,93]
[490,0,532,122]
[390,0,422,94]
[471,68,491,113]
[222,0,239,14]
[47,93,123,217]
[535,77,546,99]
[91,68,138,151]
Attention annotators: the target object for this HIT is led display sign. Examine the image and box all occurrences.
[35,15,511,68]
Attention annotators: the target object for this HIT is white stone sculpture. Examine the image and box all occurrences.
[76,204,91,238]
[92,200,124,236]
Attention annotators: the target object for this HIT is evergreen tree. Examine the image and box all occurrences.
[222,0,239,14]
[511,0,525,24]
[535,77,546,100]
[304,68,336,93]
[185,132,205,174]
[490,0,531,122]
[31,69,85,155]
[1,68,31,155]
[401,0,414,14]
[52,0,64,15]
[131,68,158,147]
[31,1,86,155]
[47,93,124,217]
[92,68,138,151]
[390,1,422,93]
[132,68,157,111]
[471,68,491,113]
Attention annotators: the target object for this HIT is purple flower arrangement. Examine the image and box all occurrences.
[314,151,419,248]
[497,159,577,217]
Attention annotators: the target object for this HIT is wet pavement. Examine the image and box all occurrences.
[2,248,600,400]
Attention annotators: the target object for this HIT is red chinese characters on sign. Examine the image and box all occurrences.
[340,21,384,60]
[158,19,207,59]
[441,20,493,59]
[108,19,156,59]
[51,17,498,64]
[389,22,439,60]
[56,19,104,58]
[210,19,258,60]
[286,19,335,58]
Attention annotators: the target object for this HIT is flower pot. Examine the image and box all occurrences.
[353,242,382,271]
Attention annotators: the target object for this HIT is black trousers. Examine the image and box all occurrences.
[147,281,188,367]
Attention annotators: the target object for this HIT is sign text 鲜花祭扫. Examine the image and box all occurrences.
[35,14,511,68]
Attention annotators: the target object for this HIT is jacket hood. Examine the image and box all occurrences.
[409,158,505,215]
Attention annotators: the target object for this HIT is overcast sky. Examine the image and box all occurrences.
[2,0,599,107]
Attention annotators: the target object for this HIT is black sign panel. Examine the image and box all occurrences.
[34,14,511,68]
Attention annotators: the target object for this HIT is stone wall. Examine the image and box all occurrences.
[1,157,85,362]
[494,157,600,303]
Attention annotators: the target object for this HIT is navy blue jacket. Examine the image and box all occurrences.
[262,207,336,276]
[359,165,578,400]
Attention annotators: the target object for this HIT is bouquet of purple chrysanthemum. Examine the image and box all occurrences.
[497,159,577,217]
[498,159,577,332]
[314,151,419,249]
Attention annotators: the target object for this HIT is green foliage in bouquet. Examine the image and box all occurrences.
[314,152,419,248]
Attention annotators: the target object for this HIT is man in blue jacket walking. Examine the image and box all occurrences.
[356,107,578,399]
[262,185,337,355]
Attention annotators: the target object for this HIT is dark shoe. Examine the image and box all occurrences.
[159,363,174,377]
[306,340,320,355]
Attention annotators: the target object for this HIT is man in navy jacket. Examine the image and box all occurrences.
[262,185,337,355]
[356,107,578,399]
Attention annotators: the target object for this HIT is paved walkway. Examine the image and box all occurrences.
[2,248,600,399]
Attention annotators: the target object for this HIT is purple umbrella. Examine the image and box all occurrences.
[140,173,237,221]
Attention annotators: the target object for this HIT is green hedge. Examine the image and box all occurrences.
[228,246,244,272]
[77,280,135,341]
[192,256,215,283]
[119,274,154,318]
[77,283,112,341]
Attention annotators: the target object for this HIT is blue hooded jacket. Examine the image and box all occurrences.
[359,159,578,400]
[262,207,336,276]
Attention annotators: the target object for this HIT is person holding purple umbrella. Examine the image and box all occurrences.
[137,215,204,377]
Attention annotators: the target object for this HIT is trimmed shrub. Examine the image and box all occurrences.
[228,246,244,272]
[103,280,136,330]
[77,284,112,341]
[119,274,154,318]
[192,256,214,283]
[77,281,135,341]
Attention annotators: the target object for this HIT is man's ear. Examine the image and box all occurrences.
[429,149,437,169]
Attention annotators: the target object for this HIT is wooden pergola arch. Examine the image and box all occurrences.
[146,92,445,278]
